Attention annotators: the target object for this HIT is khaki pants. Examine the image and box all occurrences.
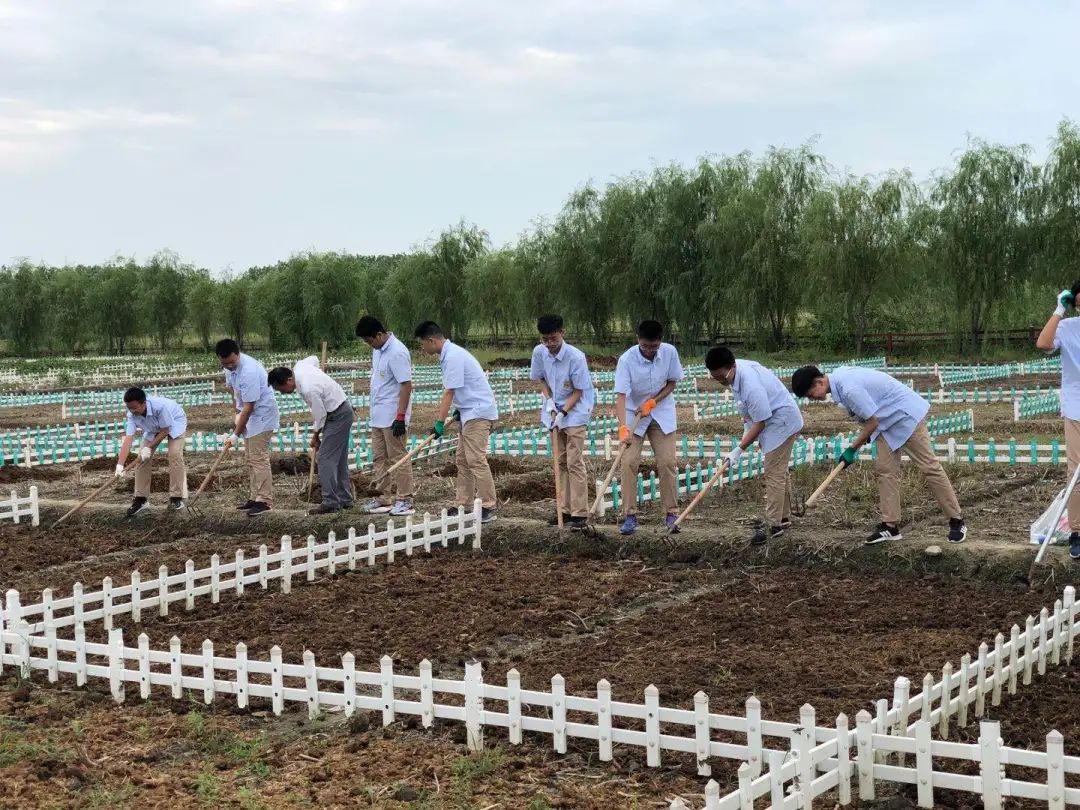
[554,426,588,517]
[620,422,678,515]
[134,435,187,498]
[874,419,961,525]
[456,419,497,509]
[245,431,274,506]
[372,426,415,501]
[763,433,797,527]
[1065,418,1080,531]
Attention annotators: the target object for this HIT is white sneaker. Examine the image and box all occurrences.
[364,498,392,514]
[389,499,416,516]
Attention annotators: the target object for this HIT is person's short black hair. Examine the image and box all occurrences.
[215,338,240,358]
[1071,279,1080,300]
[267,367,293,388]
[791,365,824,398]
[356,315,386,338]
[414,321,443,340]
[704,346,735,371]
[123,386,146,404]
[537,314,563,334]
[637,320,664,341]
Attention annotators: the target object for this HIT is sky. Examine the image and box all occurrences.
[1,0,1078,274]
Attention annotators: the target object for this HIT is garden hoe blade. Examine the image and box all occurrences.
[789,478,806,518]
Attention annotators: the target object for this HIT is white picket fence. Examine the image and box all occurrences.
[684,586,1080,810]
[0,486,39,526]
[4,502,484,637]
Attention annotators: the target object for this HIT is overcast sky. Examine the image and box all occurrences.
[1,0,1078,273]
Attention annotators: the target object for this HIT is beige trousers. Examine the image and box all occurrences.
[372,427,415,501]
[1065,418,1080,531]
[554,426,588,517]
[874,420,961,525]
[620,423,678,515]
[134,435,187,498]
[763,433,797,527]
[245,431,274,506]
[456,419,497,509]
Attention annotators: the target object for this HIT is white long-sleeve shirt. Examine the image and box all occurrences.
[293,355,348,431]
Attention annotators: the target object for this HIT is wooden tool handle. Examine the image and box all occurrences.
[805,463,845,508]
[51,457,141,529]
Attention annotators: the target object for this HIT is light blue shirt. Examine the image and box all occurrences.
[225,352,280,438]
[370,334,413,429]
[125,395,187,440]
[731,359,803,453]
[530,342,594,428]
[830,367,929,451]
[1053,317,1080,421]
[614,343,684,436]
[440,340,498,424]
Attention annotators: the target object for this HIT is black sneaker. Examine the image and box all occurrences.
[246,502,271,517]
[548,512,572,527]
[308,503,339,516]
[445,506,461,517]
[169,497,186,511]
[1069,532,1080,560]
[568,516,589,531]
[126,497,149,518]
[947,518,967,544]
[481,508,497,524]
[865,523,902,545]
[236,499,257,511]
[751,523,783,546]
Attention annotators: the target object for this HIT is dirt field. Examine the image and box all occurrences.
[3,393,1080,808]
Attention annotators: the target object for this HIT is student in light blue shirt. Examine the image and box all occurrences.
[414,321,498,523]
[216,339,280,516]
[613,320,684,535]
[116,387,189,516]
[1035,281,1080,560]
[530,314,594,529]
[706,346,803,545]
[792,365,965,546]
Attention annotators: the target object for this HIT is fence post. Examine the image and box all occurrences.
[796,703,815,806]
[341,652,356,719]
[236,643,248,709]
[380,655,396,727]
[1066,586,1076,665]
[303,649,319,719]
[991,633,1005,707]
[464,660,484,752]
[270,645,284,715]
[108,627,125,703]
[856,710,874,800]
[645,684,661,767]
[694,691,711,776]
[836,712,851,805]
[975,642,988,718]
[978,720,1003,810]
[598,678,613,762]
[914,719,933,807]
[169,636,182,699]
[280,536,292,594]
[1047,729,1065,810]
[939,661,953,738]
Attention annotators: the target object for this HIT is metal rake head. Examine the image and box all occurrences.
[789,481,806,518]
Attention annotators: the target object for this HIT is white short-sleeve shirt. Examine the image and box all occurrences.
[613,343,684,436]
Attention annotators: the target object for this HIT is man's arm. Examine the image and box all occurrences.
[739,421,766,451]
[396,381,413,418]
[1037,313,1063,352]
[653,380,678,403]
[147,427,170,450]
[233,402,255,438]
[847,416,880,452]
[117,434,135,467]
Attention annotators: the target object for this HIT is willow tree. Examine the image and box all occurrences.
[930,138,1038,354]
[804,171,919,354]
[547,186,612,341]
[1040,119,1080,282]
[139,250,190,350]
[186,272,218,351]
[464,250,524,342]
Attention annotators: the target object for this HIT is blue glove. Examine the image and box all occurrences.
[837,446,858,468]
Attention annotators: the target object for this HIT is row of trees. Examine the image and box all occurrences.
[4,121,1080,356]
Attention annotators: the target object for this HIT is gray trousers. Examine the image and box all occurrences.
[318,402,355,508]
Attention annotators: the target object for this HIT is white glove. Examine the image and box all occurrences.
[223,432,239,446]
[544,397,557,416]
[1056,289,1074,318]
[139,446,153,462]
[554,410,567,430]
[724,446,744,468]
[114,463,125,478]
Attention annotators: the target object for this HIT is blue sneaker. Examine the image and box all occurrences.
[619,514,638,535]
[665,512,681,533]
[1070,532,1080,561]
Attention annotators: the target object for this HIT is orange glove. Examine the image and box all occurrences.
[641,398,657,416]
[618,424,631,442]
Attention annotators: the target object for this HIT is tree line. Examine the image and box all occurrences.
[4,120,1080,357]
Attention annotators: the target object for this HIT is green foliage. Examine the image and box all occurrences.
[4,119,1080,357]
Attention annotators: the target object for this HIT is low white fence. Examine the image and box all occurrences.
[0,486,39,526]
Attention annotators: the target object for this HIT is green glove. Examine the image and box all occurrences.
[837,446,858,467]
[431,420,445,438]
